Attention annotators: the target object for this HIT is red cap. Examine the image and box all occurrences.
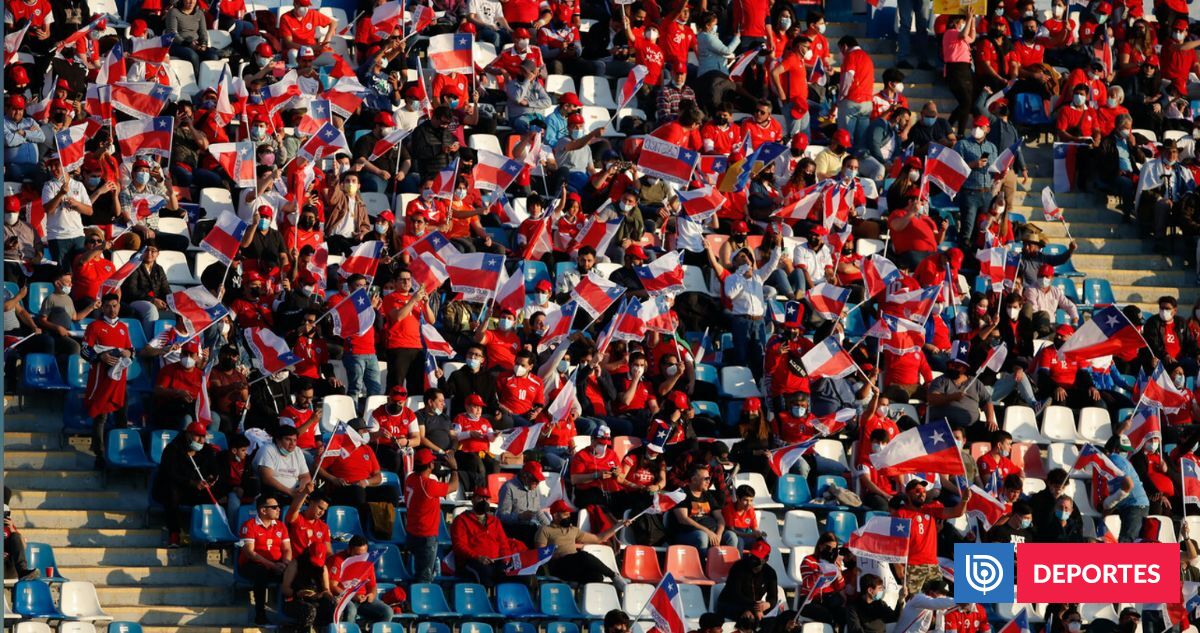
[56,79,70,91]
[1038,263,1055,277]
[473,486,490,499]
[498,307,516,318]
[133,158,151,170]
[244,270,266,284]
[559,92,582,106]
[974,115,991,129]
[672,61,687,75]
[295,0,312,7]
[414,448,436,466]
[1175,18,1189,30]
[535,279,553,292]
[1095,1,1112,13]
[8,66,28,85]
[833,129,852,147]
[790,133,809,152]
[466,394,485,407]
[250,113,270,125]
[375,111,395,126]
[747,540,772,560]
[731,220,749,233]
[904,156,923,170]
[513,27,531,38]
[522,461,546,481]
[744,397,761,413]
[5,197,21,213]
[378,210,395,223]
[186,422,208,437]
[567,112,585,126]
[50,99,71,113]
[810,225,829,237]
[81,156,103,173]
[625,244,647,260]
[6,94,26,109]
[459,22,477,34]
[257,205,273,218]
[945,247,964,269]
[1056,324,1076,336]
[388,385,407,401]
[667,391,689,410]
[549,499,573,514]
[130,19,148,37]
[95,17,106,30]
[405,83,426,99]
[255,42,273,56]
[298,46,316,59]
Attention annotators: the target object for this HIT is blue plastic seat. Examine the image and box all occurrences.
[23,353,69,390]
[14,579,67,619]
[108,623,144,633]
[1054,309,1071,325]
[66,355,90,390]
[26,281,52,313]
[776,474,812,507]
[523,260,551,293]
[149,430,178,464]
[378,470,401,497]
[692,401,721,418]
[417,624,452,633]
[125,359,153,393]
[377,511,408,545]
[814,475,848,497]
[1010,212,1027,225]
[24,542,67,582]
[233,503,257,532]
[151,319,177,343]
[190,505,239,544]
[1042,244,1085,278]
[456,583,502,618]
[1013,92,1051,126]
[121,318,149,350]
[555,261,577,282]
[372,624,407,633]
[207,430,228,450]
[373,544,411,583]
[497,582,545,618]
[328,624,362,633]
[410,583,458,618]
[824,511,860,545]
[863,510,890,524]
[694,364,718,386]
[546,623,580,633]
[462,623,496,633]
[106,429,156,470]
[844,308,866,339]
[504,623,539,633]
[62,392,94,435]
[589,623,605,633]
[1083,278,1115,307]
[485,226,515,249]
[325,505,366,541]
[541,583,587,619]
[1051,278,1081,304]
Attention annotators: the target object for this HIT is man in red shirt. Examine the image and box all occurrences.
[405,448,459,582]
[742,99,784,147]
[450,487,521,587]
[1161,18,1200,95]
[1055,84,1099,144]
[84,293,133,469]
[660,6,696,69]
[329,535,393,627]
[454,394,499,494]
[329,274,383,403]
[612,351,659,432]
[699,104,740,154]
[278,0,334,58]
[733,0,773,54]
[945,603,992,633]
[887,193,945,270]
[239,494,292,625]
[976,430,1022,487]
[891,480,969,595]
[837,35,876,147]
[499,350,546,428]
[318,420,393,532]
[771,36,811,137]
[569,425,624,507]
[382,269,434,392]
[1034,325,1102,408]
[285,483,331,559]
[279,379,321,453]
[366,386,419,476]
[474,306,522,370]
[151,340,204,429]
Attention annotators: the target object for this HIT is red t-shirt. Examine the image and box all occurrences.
[72,256,116,304]
[570,448,622,491]
[894,501,944,565]
[777,52,810,115]
[326,444,380,482]
[155,362,202,401]
[1164,321,1183,358]
[883,350,932,387]
[946,604,992,633]
[766,338,813,396]
[433,73,470,104]
[741,118,783,148]
[722,503,758,530]
[635,40,666,86]
[279,404,320,450]
[1036,345,1078,386]
[503,0,540,23]
[699,124,738,154]
[404,473,450,537]
[499,373,544,416]
[454,414,494,453]
[891,211,940,253]
[8,0,53,28]
[613,376,655,414]
[733,0,770,38]
[1055,106,1097,140]
[479,329,521,370]
[278,9,333,46]
[840,47,875,103]
[369,404,418,447]
[977,452,1021,482]
[1162,41,1197,94]
[381,292,423,350]
[83,319,131,417]
[660,19,696,68]
[239,517,289,566]
[776,410,815,443]
[857,414,900,465]
[1007,41,1044,68]
[292,334,329,381]
[288,512,330,557]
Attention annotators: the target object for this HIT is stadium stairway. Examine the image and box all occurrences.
[4,399,255,633]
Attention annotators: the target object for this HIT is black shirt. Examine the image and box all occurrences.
[242,228,287,270]
[985,521,1033,544]
[673,488,722,534]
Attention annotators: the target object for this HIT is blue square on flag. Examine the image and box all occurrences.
[952,543,1015,603]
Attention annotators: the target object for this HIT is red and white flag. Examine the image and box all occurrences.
[1059,306,1146,362]
[728,48,759,79]
[128,33,175,63]
[619,65,648,110]
[298,123,349,163]
[768,437,819,475]
[406,4,436,34]
[369,127,412,161]
[495,422,546,455]
[341,241,385,282]
[406,231,460,263]
[196,365,214,431]
[207,142,257,188]
[409,252,449,294]
[53,124,90,172]
[538,300,580,352]
[571,271,625,318]
[1041,186,1064,221]
[111,81,173,119]
[571,213,622,254]
[495,265,526,315]
[473,149,525,192]
[806,283,850,320]
[638,136,700,186]
[1124,400,1161,451]
[296,99,332,137]
[213,66,237,128]
[502,545,556,576]
[115,116,173,160]
[328,287,375,337]
[370,0,405,37]
[800,337,857,379]
[647,574,687,633]
[677,186,725,222]
[645,489,687,514]
[1182,456,1200,507]
[877,315,926,355]
[870,419,965,476]
[1142,362,1190,413]
[99,248,146,297]
[634,250,686,294]
[247,327,302,375]
[847,516,912,564]
[862,254,901,297]
[4,23,29,65]
[922,143,971,198]
[167,286,230,334]
[522,217,553,261]
[445,251,505,300]
[979,342,1009,375]
[420,320,456,356]
[965,484,1008,530]
[200,211,249,265]
[96,43,127,85]
[882,285,940,324]
[324,76,369,119]
[812,408,855,437]
[1071,444,1126,480]
[432,158,459,199]
[427,33,474,73]
[259,71,300,114]
[774,183,822,221]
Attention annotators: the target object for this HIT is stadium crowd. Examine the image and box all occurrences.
[4,0,1200,629]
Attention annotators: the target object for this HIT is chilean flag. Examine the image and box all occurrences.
[324,76,369,119]
[729,48,759,79]
[207,142,257,188]
[641,295,678,334]
[200,211,249,265]
[1054,142,1084,192]
[100,248,145,297]
[863,254,901,297]
[54,124,90,172]
[677,186,725,222]
[420,320,456,356]
[571,271,625,318]
[808,57,827,86]
[111,82,173,119]
[496,422,546,456]
[260,71,300,114]
[299,123,349,162]
[977,247,1019,292]
[698,155,730,186]
[410,252,449,294]
[1141,362,1189,413]
[1182,456,1200,507]
[406,231,460,263]
[167,286,230,334]
[923,143,971,198]
[812,408,855,437]
[406,4,435,34]
[473,150,524,192]
[998,609,1032,633]
[432,158,459,199]
[445,251,505,299]
[775,183,822,221]
[213,66,237,128]
[883,285,940,324]
[247,327,302,375]
[1124,400,1161,451]
[647,574,687,633]
[196,366,214,431]
[606,297,646,342]
[638,136,700,186]
[1041,186,1065,222]
[870,419,965,476]
[1059,306,1145,362]
[427,33,474,74]
[619,65,648,110]
[1072,444,1126,480]
[370,127,412,161]
[800,337,857,379]
[4,23,28,65]
[128,33,175,62]
[495,264,526,315]
[965,483,1008,530]
[341,241,385,282]
[806,283,850,320]
[538,300,580,352]
[847,516,911,564]
[297,99,332,137]
[768,437,819,475]
[635,251,686,294]
[503,545,555,576]
[572,214,623,254]
[97,44,127,85]
[989,141,1022,180]
[83,84,111,124]
[328,287,375,337]
[645,489,687,514]
[115,116,173,159]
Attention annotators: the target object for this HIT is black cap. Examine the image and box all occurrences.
[699,614,725,629]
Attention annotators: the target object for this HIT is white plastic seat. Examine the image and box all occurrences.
[756,510,786,552]
[156,217,191,240]
[468,134,503,155]
[582,583,621,618]
[169,60,200,99]
[363,395,388,415]
[1064,479,1100,517]
[157,250,199,286]
[767,544,796,589]
[1077,407,1112,444]
[719,366,761,398]
[855,238,885,257]
[59,581,112,622]
[319,394,358,433]
[199,188,236,217]
[580,105,615,135]
[1022,478,1046,495]
[207,29,233,50]
[545,74,577,96]
[197,60,230,91]
[813,439,849,474]
[473,42,497,67]
[622,583,654,613]
[14,624,52,633]
[579,75,618,109]
[678,583,707,623]
[736,473,782,509]
[1046,443,1083,479]
[1131,128,1158,144]
[112,249,136,269]
[362,192,391,216]
[60,623,98,633]
[3,593,18,620]
[1004,405,1049,444]
[786,545,816,583]
[782,510,820,548]
[887,403,919,421]
[1080,603,1118,623]
[1041,406,1079,444]
[193,250,220,282]
[582,544,619,575]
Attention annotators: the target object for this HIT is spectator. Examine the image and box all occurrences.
[152,422,219,547]
[715,540,778,621]
[927,344,996,434]
[670,464,738,549]
[497,461,546,545]
[43,151,94,266]
[952,116,997,249]
[450,487,520,587]
[82,293,133,469]
[284,485,331,560]
[364,385,419,476]
[1023,264,1079,332]
[151,340,205,429]
[3,505,37,580]
[942,11,977,135]
[837,36,876,147]
[722,485,767,549]
[537,499,630,585]
[846,573,899,633]
[256,425,312,499]
[890,480,969,595]
[893,580,956,633]
[1143,296,1199,370]
[328,536,392,627]
[1034,325,1102,409]
[984,500,1035,543]
[1102,434,1150,542]
[280,548,334,631]
[404,448,458,583]
[239,494,293,625]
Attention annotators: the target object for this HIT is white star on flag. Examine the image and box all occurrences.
[930,431,945,445]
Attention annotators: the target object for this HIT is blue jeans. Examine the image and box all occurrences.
[409,535,439,583]
[340,597,393,626]
[783,108,810,139]
[730,315,768,378]
[476,25,503,50]
[1116,504,1148,543]
[836,100,873,149]
[50,237,85,269]
[344,353,383,402]
[674,527,738,550]
[991,371,1036,406]
[542,446,571,471]
[956,189,992,248]
[169,42,220,78]
[897,0,932,64]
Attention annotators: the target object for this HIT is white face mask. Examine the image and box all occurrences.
[1176,30,1188,41]
[498,318,514,331]
[665,365,679,377]
[1106,97,1118,108]
[1052,5,1064,16]
[536,292,549,304]
[973,127,987,140]
[181,357,196,369]
[514,365,529,377]
[1008,307,1020,320]
[1162,309,1175,320]
[4,213,18,226]
[876,406,888,417]
[295,6,308,17]
[908,170,919,182]
[516,38,530,50]
[894,83,905,94]
[592,444,607,457]
[1174,375,1186,388]
[1040,277,1052,289]
[803,48,813,61]
[1073,93,1087,106]
[816,23,826,33]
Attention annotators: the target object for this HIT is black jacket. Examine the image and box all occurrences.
[121,263,171,304]
[717,557,778,613]
[151,436,220,503]
[444,366,499,415]
[1142,314,1198,361]
[410,120,455,180]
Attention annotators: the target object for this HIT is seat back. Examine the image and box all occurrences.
[455,583,496,615]
[190,505,238,543]
[1041,406,1078,443]
[14,580,59,617]
[326,506,365,539]
[60,581,106,619]
[503,624,538,633]
[581,583,620,618]
[108,429,151,467]
[23,353,68,389]
[622,545,664,583]
[107,623,144,633]
[1083,279,1115,307]
[14,624,52,633]
[461,623,495,633]
[546,623,580,633]
[704,546,741,582]
[410,583,452,614]
[374,544,409,583]
[665,545,708,581]
[416,625,451,633]
[59,623,97,633]
[24,542,58,574]
[372,625,405,633]
[541,582,583,617]
[783,510,820,548]
[486,472,515,503]
[497,583,539,616]
[824,511,859,545]
[776,474,812,506]
[622,583,653,613]
[320,395,358,433]
[149,430,178,464]
[329,624,363,633]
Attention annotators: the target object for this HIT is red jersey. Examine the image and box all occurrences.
[722,503,758,530]
[1162,41,1197,94]
[660,19,696,68]
[741,118,783,148]
[239,517,289,566]
[699,123,739,154]
[777,53,810,116]
[433,73,470,104]
[775,410,816,443]
[1164,321,1183,358]
[1035,345,1079,386]
[894,501,945,565]
[72,257,115,304]
[503,0,539,23]
[292,334,329,380]
[329,550,378,596]
[802,28,829,71]
[977,452,1021,482]
[405,197,449,225]
[83,319,132,418]
[278,8,333,47]
[404,473,450,537]
[1007,41,1045,68]
[381,291,424,350]
[613,376,655,414]
[871,90,908,119]
[733,0,770,38]
[231,297,274,329]
[635,40,665,86]
[279,404,320,450]
[479,329,521,369]
[499,373,544,416]
[1055,105,1097,140]
[570,447,622,492]
[946,605,992,633]
[328,290,376,355]
[369,404,418,447]
[154,362,202,402]
[454,414,494,453]
[840,47,875,103]
[883,350,932,387]
[326,444,380,483]
[7,0,53,28]
[288,512,330,557]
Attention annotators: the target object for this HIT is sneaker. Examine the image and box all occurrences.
[17,568,40,580]
[167,531,181,549]
[1032,399,1049,418]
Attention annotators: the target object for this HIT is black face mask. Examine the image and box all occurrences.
[299,217,315,230]
[219,358,236,370]
[472,501,490,516]
[1022,30,1036,42]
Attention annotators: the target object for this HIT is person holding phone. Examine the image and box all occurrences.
[952,116,998,252]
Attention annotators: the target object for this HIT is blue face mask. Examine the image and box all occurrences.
[449,98,460,109]
[1055,509,1070,521]
[791,406,806,417]
[85,176,101,188]
[922,116,936,126]
[1019,518,1032,529]
[134,172,150,186]
[259,219,270,230]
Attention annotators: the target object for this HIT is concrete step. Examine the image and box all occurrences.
[1070,253,1174,271]
[20,528,167,548]
[5,449,96,470]
[3,430,61,450]
[104,606,249,627]
[4,411,64,432]
[1040,222,1126,239]
[12,489,148,511]
[1056,237,1160,255]
[13,508,148,530]
[31,546,187,567]
[1076,269,1194,286]
[1111,285,1200,305]
[144,628,258,633]
[5,470,108,491]
[58,565,217,586]
[96,585,233,607]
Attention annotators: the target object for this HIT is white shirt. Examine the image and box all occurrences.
[254,444,308,491]
[792,242,833,286]
[331,197,356,238]
[723,248,781,317]
[894,593,957,633]
[41,177,89,240]
[468,0,502,28]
